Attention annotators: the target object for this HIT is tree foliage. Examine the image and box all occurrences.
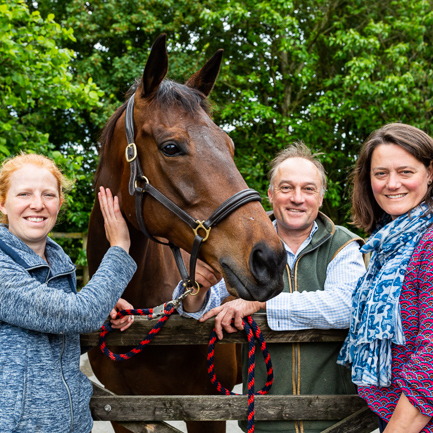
[1,0,104,263]
[0,1,102,157]
[193,0,433,225]
[4,0,433,241]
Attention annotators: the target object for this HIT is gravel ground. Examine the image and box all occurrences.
[81,354,379,433]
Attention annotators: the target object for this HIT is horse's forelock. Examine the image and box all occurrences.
[151,80,211,116]
[95,79,211,183]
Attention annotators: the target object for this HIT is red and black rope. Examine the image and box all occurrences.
[99,309,273,433]
[207,315,273,433]
[99,304,176,361]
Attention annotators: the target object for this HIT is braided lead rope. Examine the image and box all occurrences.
[99,289,195,360]
[99,308,273,433]
[99,304,176,361]
[207,316,273,433]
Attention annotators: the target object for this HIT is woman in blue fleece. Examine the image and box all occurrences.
[0,154,137,433]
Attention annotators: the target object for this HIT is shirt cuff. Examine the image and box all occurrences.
[265,295,291,330]
[172,281,211,320]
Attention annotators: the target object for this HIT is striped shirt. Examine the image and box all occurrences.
[173,220,366,330]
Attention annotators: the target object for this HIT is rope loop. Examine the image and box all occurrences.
[98,304,176,361]
[207,315,273,433]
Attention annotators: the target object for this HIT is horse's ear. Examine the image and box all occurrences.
[141,34,168,97]
[185,49,223,96]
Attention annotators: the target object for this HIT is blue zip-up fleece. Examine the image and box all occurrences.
[0,225,137,433]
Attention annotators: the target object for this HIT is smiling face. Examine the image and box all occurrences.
[370,143,433,219]
[268,157,324,242]
[0,164,62,256]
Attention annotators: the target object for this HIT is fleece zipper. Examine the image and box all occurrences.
[44,268,75,432]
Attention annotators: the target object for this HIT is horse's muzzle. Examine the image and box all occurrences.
[222,241,286,302]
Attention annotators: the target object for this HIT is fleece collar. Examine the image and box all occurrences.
[0,224,75,276]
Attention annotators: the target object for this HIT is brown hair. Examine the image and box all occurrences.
[352,123,433,233]
[268,141,327,195]
[0,153,72,224]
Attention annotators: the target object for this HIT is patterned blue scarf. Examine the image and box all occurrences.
[338,203,433,387]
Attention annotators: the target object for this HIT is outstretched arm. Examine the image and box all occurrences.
[200,298,265,340]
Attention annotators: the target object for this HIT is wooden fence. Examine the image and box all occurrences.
[50,232,89,285]
[56,231,376,432]
[81,315,379,433]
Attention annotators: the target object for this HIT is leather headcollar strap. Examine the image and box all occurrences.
[123,94,261,292]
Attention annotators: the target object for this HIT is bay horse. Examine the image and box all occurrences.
[86,34,286,433]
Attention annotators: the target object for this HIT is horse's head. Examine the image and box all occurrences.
[98,34,286,302]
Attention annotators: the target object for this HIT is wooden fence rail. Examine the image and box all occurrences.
[48,231,376,432]
[82,315,378,433]
[50,232,89,285]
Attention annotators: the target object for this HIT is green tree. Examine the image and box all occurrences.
[16,0,433,233]
[0,0,102,158]
[0,0,104,265]
[28,0,206,121]
[195,0,433,227]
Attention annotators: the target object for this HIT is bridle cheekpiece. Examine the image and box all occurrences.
[124,94,262,295]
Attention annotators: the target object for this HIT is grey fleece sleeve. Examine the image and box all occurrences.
[0,246,137,334]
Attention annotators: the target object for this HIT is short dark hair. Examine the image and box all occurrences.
[352,123,433,233]
[268,141,327,195]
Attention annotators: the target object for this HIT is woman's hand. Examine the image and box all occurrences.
[109,298,134,332]
[98,187,131,253]
[383,393,431,433]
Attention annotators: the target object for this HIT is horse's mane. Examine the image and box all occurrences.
[95,80,211,182]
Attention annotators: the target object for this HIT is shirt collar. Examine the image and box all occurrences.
[272,219,318,268]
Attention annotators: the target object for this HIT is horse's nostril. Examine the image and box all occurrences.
[249,242,286,288]
[250,247,269,282]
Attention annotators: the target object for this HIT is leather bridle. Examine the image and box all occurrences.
[124,94,261,294]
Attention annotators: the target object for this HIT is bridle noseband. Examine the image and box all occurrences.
[124,94,261,293]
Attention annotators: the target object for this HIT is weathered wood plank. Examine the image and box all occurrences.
[321,406,378,433]
[81,314,348,346]
[91,383,182,433]
[90,395,367,422]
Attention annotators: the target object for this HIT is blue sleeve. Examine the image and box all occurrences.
[172,279,230,319]
[0,247,137,334]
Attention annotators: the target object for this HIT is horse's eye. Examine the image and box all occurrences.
[161,143,181,157]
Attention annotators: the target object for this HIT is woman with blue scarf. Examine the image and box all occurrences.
[338,123,433,432]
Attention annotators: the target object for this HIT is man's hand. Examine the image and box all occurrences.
[195,259,222,288]
[182,259,222,313]
[109,298,134,332]
[200,298,265,340]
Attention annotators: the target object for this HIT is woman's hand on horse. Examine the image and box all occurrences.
[200,299,265,340]
[98,187,131,253]
[109,298,134,332]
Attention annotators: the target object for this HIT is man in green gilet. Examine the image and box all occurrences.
[173,142,366,433]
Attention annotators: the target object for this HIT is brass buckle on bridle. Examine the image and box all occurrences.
[135,175,149,190]
[125,143,137,162]
[193,220,211,242]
